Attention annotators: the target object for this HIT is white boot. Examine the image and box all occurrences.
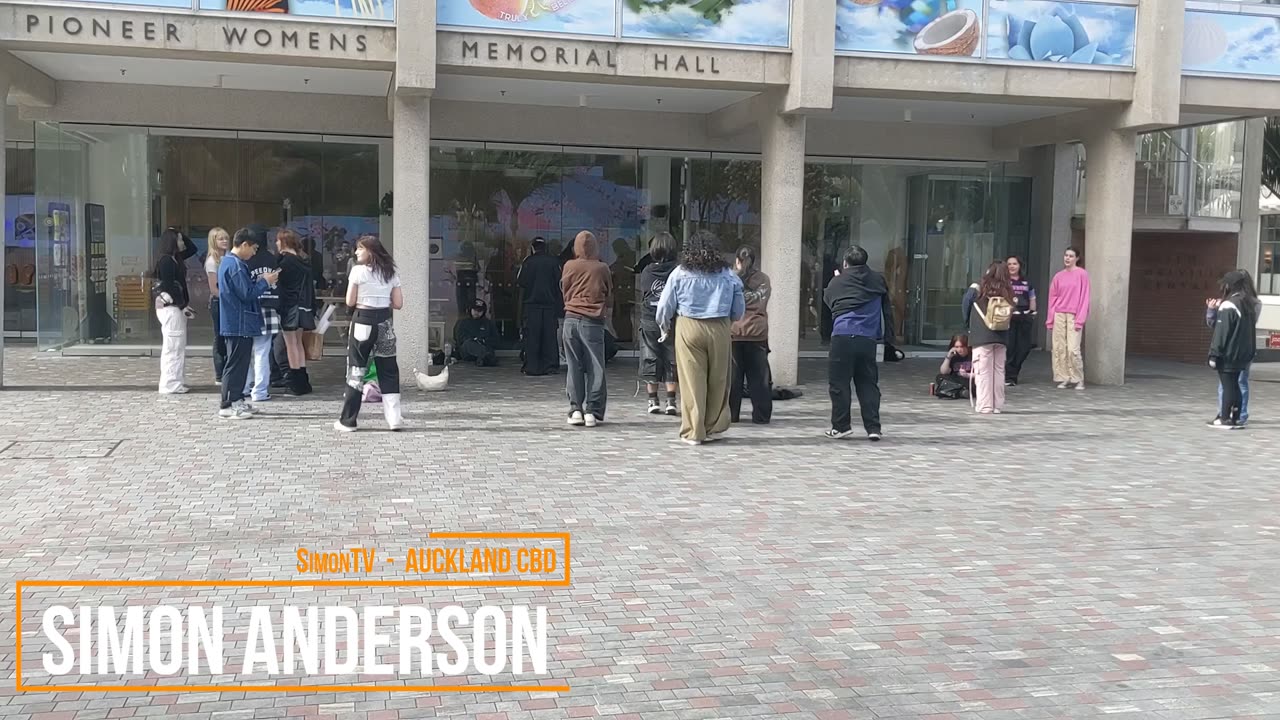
[382,393,404,431]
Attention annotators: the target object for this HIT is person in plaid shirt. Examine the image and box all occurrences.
[241,226,281,403]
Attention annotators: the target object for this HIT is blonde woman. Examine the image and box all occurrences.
[205,227,230,383]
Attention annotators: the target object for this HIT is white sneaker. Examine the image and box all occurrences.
[681,438,703,446]
[567,411,585,426]
[1074,382,1086,391]
[584,413,599,428]
[333,420,357,433]
[220,402,254,420]
[1056,381,1070,389]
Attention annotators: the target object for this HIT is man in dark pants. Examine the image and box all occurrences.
[518,236,563,375]
[822,245,893,441]
[218,229,278,420]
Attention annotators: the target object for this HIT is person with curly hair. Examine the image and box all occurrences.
[656,230,745,446]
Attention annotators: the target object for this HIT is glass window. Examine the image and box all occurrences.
[1193,121,1246,220]
[32,124,383,350]
[801,160,1030,348]
[5,142,36,338]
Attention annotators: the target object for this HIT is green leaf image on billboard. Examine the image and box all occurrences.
[622,0,792,47]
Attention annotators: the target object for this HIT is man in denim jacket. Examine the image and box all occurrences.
[218,229,278,419]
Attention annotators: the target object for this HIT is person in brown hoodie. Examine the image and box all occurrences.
[559,231,613,427]
[730,246,773,424]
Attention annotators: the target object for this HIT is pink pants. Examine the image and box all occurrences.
[972,344,1007,413]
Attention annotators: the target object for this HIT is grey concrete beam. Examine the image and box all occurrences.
[993,108,1123,150]
[1117,0,1184,130]
[1182,76,1280,116]
[21,80,390,135]
[438,31,789,89]
[706,93,765,138]
[783,0,834,114]
[0,52,54,107]
[835,56,1134,106]
[394,0,433,95]
[1081,125,1137,386]
[1,5,395,68]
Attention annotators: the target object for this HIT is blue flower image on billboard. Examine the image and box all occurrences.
[1183,10,1280,78]
[621,0,792,47]
[436,0,617,37]
[836,0,984,57]
[987,0,1136,66]
[201,0,396,19]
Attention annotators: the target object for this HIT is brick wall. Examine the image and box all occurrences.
[1072,231,1239,363]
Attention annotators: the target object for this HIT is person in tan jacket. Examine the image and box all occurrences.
[730,247,773,424]
[559,231,613,427]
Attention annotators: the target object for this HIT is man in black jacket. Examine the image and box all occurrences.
[518,237,564,375]
[822,245,894,442]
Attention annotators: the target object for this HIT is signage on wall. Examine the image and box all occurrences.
[20,12,371,55]
[460,39,723,75]
[83,204,112,343]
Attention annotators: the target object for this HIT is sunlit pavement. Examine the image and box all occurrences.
[2,348,1278,720]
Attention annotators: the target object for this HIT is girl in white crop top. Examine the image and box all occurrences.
[336,235,405,434]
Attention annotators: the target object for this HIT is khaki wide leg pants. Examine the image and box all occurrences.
[1051,312,1084,383]
[674,317,732,442]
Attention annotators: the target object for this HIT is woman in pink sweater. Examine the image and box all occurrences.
[1046,247,1090,390]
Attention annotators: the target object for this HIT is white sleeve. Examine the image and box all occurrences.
[391,273,402,288]
[204,257,216,274]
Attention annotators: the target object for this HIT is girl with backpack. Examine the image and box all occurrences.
[967,261,1014,414]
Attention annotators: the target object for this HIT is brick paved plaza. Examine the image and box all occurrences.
[1,348,1278,720]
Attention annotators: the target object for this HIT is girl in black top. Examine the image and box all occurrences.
[1004,255,1037,385]
[276,228,316,395]
[154,227,197,394]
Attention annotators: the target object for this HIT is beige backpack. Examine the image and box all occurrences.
[972,285,1013,331]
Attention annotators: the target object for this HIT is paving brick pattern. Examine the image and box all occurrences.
[1,348,1279,719]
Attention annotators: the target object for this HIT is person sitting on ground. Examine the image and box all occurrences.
[934,334,973,400]
[454,298,501,367]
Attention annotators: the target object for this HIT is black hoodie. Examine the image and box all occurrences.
[823,265,894,340]
[639,259,678,331]
[1209,292,1258,373]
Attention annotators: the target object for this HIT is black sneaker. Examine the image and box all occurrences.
[647,399,662,414]
[1210,418,1239,430]
[867,432,882,442]
[665,401,678,416]
[1207,416,1221,428]
[824,428,856,439]
[1006,380,1018,386]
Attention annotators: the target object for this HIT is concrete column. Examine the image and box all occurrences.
[1082,127,1137,385]
[1238,118,1266,273]
[1,82,9,387]
[392,95,431,373]
[760,107,806,386]
[1120,0,1184,130]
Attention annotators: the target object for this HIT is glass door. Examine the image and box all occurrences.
[905,170,1031,345]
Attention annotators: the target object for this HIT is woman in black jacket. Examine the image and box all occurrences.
[1208,270,1259,430]
[276,228,315,395]
[154,227,198,394]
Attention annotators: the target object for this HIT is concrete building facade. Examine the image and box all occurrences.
[1,0,1277,387]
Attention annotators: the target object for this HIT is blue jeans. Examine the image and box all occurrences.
[563,316,607,418]
[243,333,274,402]
[1217,364,1250,423]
